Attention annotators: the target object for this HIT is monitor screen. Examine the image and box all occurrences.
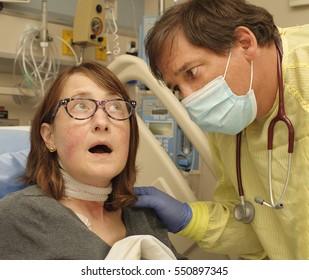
[148,122,173,137]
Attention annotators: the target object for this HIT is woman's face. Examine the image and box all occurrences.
[41,73,130,187]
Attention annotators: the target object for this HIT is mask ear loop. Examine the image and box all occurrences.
[223,51,232,79]
[249,60,254,91]
[223,51,254,93]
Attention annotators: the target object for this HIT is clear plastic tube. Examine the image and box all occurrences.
[12,1,60,106]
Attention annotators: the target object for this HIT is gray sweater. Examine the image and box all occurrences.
[0,185,185,260]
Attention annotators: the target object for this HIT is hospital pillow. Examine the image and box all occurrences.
[0,129,30,198]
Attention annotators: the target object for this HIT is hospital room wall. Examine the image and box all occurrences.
[144,0,309,27]
[249,0,309,27]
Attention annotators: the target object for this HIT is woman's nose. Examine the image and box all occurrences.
[92,106,110,131]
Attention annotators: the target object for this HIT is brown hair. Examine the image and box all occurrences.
[145,0,279,81]
[23,62,139,210]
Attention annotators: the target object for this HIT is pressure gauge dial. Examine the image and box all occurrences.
[91,17,103,35]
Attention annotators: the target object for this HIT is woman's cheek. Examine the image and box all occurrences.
[56,131,82,161]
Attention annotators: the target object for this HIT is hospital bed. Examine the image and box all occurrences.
[0,55,226,259]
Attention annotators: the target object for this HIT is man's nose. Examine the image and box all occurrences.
[180,85,195,99]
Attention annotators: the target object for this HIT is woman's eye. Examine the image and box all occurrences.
[110,102,121,111]
[75,102,89,110]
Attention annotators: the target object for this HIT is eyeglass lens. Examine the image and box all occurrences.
[67,99,133,120]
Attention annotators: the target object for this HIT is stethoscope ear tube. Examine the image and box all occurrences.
[254,197,283,209]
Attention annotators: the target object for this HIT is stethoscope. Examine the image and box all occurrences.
[233,37,295,224]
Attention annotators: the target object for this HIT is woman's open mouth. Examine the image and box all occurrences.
[88,144,112,154]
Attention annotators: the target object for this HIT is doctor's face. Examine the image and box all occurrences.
[41,73,130,188]
[157,29,252,99]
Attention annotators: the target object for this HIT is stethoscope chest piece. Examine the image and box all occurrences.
[233,201,255,224]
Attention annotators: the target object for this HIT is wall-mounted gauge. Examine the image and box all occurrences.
[73,0,106,45]
[91,17,103,35]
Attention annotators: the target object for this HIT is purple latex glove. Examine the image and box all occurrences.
[133,186,192,233]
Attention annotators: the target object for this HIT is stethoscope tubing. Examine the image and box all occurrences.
[268,151,292,209]
[235,36,295,222]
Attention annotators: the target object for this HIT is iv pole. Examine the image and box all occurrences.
[158,0,164,15]
[159,0,179,15]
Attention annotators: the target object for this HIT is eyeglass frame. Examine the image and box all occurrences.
[49,97,137,121]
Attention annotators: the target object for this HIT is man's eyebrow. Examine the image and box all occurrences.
[175,62,191,75]
[165,62,192,89]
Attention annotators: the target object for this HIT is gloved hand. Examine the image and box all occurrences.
[133,186,192,233]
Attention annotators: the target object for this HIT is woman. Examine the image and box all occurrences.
[0,62,184,260]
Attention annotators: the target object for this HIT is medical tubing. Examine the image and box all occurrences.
[13,26,59,102]
[104,9,113,62]
[265,37,294,209]
[111,8,120,56]
[30,38,45,96]
[268,150,275,207]
[13,29,35,84]
[236,132,244,197]
[12,0,60,102]
[41,0,48,56]
[268,150,291,208]
[268,37,294,153]
[55,35,79,65]
[280,154,292,203]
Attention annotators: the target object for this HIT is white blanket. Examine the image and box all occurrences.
[105,235,177,260]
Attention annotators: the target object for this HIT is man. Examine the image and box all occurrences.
[134,0,309,259]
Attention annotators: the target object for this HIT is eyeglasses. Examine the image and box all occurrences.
[51,98,136,121]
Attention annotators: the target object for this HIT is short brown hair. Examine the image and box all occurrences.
[24,62,139,210]
[145,0,279,81]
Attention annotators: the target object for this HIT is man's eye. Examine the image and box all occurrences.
[189,67,198,76]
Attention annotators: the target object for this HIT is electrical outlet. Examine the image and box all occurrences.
[95,36,107,61]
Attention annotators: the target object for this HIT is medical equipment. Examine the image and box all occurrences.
[140,95,199,171]
[73,0,106,46]
[255,37,294,209]
[13,0,60,106]
[108,54,215,175]
[234,37,295,223]
[72,0,119,63]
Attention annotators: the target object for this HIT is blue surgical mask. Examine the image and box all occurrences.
[181,52,257,135]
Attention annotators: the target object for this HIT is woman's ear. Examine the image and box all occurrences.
[40,123,56,151]
[234,26,258,60]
